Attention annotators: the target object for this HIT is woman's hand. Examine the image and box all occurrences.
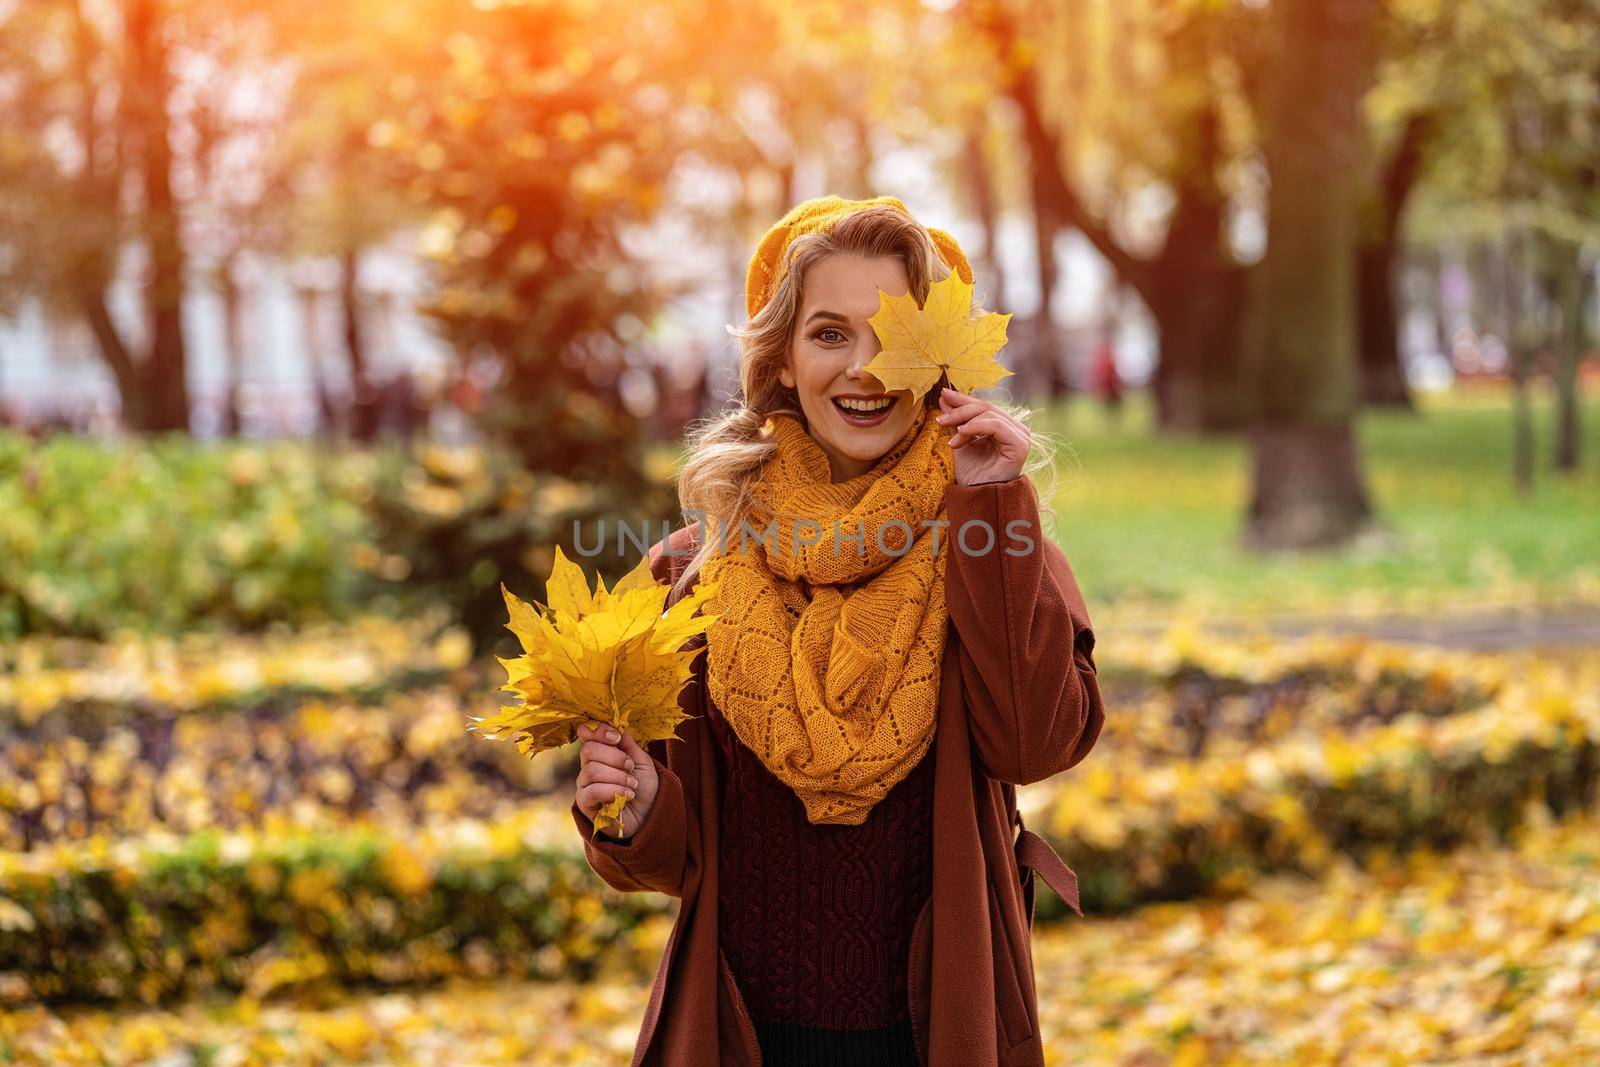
[575,723,660,839]
[936,387,1030,486]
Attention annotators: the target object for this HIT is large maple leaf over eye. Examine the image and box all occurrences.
[863,269,1014,403]
[468,545,720,838]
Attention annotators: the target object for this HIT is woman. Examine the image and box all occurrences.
[569,195,1104,1067]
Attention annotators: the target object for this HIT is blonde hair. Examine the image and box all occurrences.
[669,204,1065,601]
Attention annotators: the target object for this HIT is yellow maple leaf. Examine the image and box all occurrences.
[470,546,720,838]
[863,269,1014,402]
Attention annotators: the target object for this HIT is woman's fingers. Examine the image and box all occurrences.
[950,410,1022,448]
[577,782,633,819]
[574,723,647,831]
[938,386,982,409]
[579,739,631,771]
[576,723,633,767]
[576,723,623,745]
[938,391,1024,444]
[577,759,638,792]
[935,392,987,426]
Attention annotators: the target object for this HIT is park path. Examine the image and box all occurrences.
[1121,605,1600,651]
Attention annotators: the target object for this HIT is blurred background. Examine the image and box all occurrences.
[1,0,1597,1062]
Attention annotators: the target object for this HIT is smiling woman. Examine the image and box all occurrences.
[569,195,1102,1067]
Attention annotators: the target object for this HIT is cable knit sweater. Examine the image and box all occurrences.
[708,685,934,1049]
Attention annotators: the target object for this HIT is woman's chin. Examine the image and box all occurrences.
[827,406,918,456]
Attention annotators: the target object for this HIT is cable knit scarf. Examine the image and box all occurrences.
[702,404,956,825]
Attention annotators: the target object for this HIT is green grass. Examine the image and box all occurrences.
[1027,383,1600,622]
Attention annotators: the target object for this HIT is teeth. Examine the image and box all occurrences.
[834,397,893,413]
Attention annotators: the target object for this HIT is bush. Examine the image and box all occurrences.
[1029,641,1600,916]
[0,433,374,639]
[0,810,669,1007]
[0,432,680,649]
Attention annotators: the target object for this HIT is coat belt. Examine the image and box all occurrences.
[1013,817,1082,917]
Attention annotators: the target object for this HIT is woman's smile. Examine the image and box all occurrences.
[831,391,900,428]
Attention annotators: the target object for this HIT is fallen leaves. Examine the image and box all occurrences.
[0,613,467,726]
[7,804,1600,1065]
[1031,806,1600,1065]
[7,611,1599,1064]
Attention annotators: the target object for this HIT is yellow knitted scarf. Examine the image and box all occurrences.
[702,404,956,825]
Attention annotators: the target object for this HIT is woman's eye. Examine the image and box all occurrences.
[815,327,846,343]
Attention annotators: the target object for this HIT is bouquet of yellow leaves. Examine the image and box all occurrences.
[469,545,720,837]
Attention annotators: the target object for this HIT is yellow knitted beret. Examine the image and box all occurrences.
[744,194,974,321]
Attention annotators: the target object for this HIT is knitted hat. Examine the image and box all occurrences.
[744,194,974,321]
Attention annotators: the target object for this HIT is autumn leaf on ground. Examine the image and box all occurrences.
[468,546,720,837]
[863,269,1014,402]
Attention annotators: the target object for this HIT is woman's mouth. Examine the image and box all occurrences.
[831,394,896,427]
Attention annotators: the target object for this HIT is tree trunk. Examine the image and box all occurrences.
[850,113,875,199]
[1248,423,1371,546]
[70,0,143,431]
[1355,113,1430,409]
[1026,145,1068,399]
[126,0,190,433]
[1147,274,1249,433]
[341,247,377,441]
[80,289,146,430]
[1356,238,1413,407]
[1244,0,1377,549]
[961,126,1006,312]
[1501,233,1534,495]
[298,284,338,436]
[219,255,245,436]
[1146,155,1250,438]
[1550,237,1585,472]
[981,0,1246,432]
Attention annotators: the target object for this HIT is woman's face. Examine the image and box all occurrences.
[780,253,921,483]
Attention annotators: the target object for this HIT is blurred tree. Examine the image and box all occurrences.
[1403,0,1599,476]
[390,1,686,490]
[945,0,1517,429]
[185,11,293,438]
[0,0,193,431]
[266,0,425,443]
[0,0,292,435]
[1501,233,1538,494]
[1243,0,1379,548]
[957,0,1257,431]
[247,0,686,481]
[960,127,1009,314]
[124,0,189,432]
[1356,111,1433,409]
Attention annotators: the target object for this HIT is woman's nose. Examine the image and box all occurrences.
[845,334,882,381]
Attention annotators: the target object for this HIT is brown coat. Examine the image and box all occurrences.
[569,475,1105,1066]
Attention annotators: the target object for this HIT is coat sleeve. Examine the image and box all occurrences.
[943,476,1105,786]
[566,525,704,899]
[570,739,691,898]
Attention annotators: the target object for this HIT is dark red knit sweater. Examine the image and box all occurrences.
[707,691,935,1038]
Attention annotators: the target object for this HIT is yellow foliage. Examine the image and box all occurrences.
[469,546,720,837]
[862,269,1014,402]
